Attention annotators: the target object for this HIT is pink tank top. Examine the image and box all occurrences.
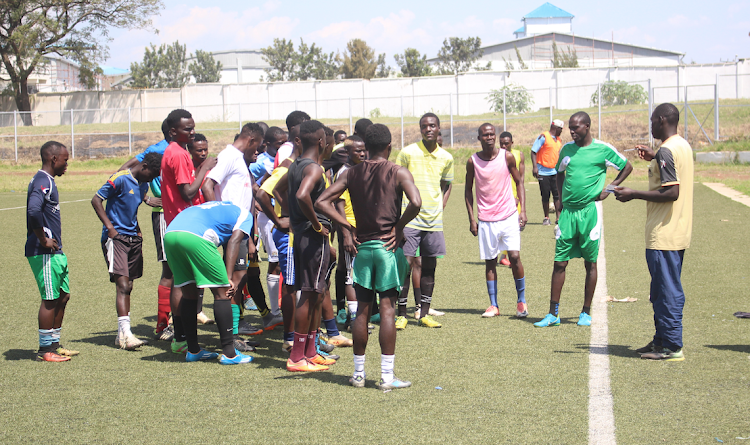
[472,150,516,222]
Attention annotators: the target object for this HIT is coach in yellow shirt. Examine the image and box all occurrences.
[614,103,693,362]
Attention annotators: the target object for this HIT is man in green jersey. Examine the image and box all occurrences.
[534,111,632,328]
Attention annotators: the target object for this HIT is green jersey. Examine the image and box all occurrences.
[556,139,627,210]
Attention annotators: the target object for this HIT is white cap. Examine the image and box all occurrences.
[552,119,564,128]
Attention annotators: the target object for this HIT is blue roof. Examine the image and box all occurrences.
[523,3,574,19]
[100,66,130,76]
[514,26,525,34]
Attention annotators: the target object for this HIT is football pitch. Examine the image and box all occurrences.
[0,183,748,444]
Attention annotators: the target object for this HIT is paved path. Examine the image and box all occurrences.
[703,183,750,208]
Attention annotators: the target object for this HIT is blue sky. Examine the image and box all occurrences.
[105,0,750,69]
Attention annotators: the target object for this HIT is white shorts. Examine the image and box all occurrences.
[344,251,355,285]
[257,212,278,263]
[478,213,521,260]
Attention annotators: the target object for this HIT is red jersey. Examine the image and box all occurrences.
[161,142,200,224]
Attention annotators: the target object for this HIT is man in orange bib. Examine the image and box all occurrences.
[530,120,564,225]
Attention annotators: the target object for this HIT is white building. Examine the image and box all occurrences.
[188,49,270,84]
[513,2,573,38]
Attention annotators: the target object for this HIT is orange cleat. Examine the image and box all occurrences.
[287,358,329,372]
[36,351,71,362]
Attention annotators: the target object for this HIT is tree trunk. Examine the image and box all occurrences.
[15,79,33,126]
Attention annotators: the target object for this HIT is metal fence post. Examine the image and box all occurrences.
[70,109,75,158]
[502,88,506,131]
[128,107,132,155]
[647,79,653,147]
[400,95,404,149]
[13,110,18,162]
[715,74,720,142]
[684,86,688,140]
[598,83,602,140]
[349,97,352,134]
[549,87,553,123]
[449,92,454,148]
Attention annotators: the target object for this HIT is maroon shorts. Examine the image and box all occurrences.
[102,234,143,282]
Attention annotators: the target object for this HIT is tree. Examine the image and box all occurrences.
[0,0,162,123]
[486,84,534,114]
[312,50,340,80]
[375,53,391,78]
[393,48,432,77]
[292,38,340,81]
[189,50,222,83]
[552,42,579,68]
[591,81,647,106]
[514,45,528,70]
[435,37,488,75]
[130,41,190,88]
[261,38,296,81]
[340,38,376,79]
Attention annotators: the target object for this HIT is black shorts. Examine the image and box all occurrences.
[538,175,559,203]
[293,228,330,293]
[102,234,143,282]
[151,211,167,262]
[233,240,249,272]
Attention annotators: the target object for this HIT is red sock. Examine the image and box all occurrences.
[290,332,307,363]
[157,285,171,332]
[278,274,283,307]
[304,331,318,358]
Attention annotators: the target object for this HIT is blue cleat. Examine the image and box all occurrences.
[244,298,258,311]
[185,349,219,362]
[335,308,348,325]
[577,312,592,326]
[533,313,561,328]
[377,377,412,390]
[219,349,254,365]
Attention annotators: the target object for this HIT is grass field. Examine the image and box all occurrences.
[0,176,749,444]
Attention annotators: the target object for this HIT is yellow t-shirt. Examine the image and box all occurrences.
[259,166,288,218]
[395,141,454,231]
[336,165,356,227]
[645,135,693,250]
[510,148,522,213]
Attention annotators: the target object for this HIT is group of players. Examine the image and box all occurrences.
[24,100,693,388]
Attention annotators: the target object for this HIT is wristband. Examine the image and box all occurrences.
[314,224,323,233]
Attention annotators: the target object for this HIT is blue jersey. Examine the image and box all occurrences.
[166,201,254,247]
[26,170,63,257]
[138,139,167,202]
[96,170,149,242]
[250,152,274,185]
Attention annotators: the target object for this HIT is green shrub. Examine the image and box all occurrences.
[486,84,534,114]
[591,81,647,106]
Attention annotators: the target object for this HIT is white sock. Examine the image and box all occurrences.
[51,327,61,344]
[347,301,358,318]
[353,354,366,377]
[118,315,132,337]
[381,354,395,383]
[295,290,301,304]
[267,274,280,316]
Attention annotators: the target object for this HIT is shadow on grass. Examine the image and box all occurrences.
[433,308,486,316]
[273,370,352,386]
[704,344,750,354]
[3,349,35,361]
[573,343,641,358]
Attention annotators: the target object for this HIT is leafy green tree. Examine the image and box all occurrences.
[292,38,340,81]
[393,48,432,77]
[591,81,647,106]
[312,50,340,80]
[436,37,488,75]
[0,0,162,122]
[552,42,579,68]
[260,38,297,81]
[340,39,377,79]
[375,53,391,78]
[486,84,534,114]
[189,50,222,83]
[130,41,190,88]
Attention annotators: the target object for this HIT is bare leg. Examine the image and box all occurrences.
[378,290,398,355]
[583,261,597,310]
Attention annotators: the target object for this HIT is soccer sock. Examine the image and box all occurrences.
[284,331,294,342]
[180,298,199,353]
[231,304,241,335]
[38,329,53,351]
[323,318,340,337]
[246,277,270,317]
[515,277,526,304]
[118,315,132,337]
[550,300,559,317]
[304,330,318,358]
[397,291,408,317]
[381,354,395,383]
[413,287,422,308]
[213,299,235,357]
[267,274,281,316]
[347,301,358,319]
[335,268,347,312]
[582,306,591,316]
[196,292,203,313]
[487,280,498,307]
[51,327,61,347]
[353,354,366,377]
[290,332,307,362]
[173,315,186,342]
[157,285,171,332]
[420,295,432,319]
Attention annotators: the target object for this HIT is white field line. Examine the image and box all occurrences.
[0,198,89,211]
[703,182,750,208]
[589,201,616,445]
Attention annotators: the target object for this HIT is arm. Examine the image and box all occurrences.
[144,195,162,208]
[91,195,118,239]
[297,164,329,236]
[202,177,218,202]
[118,157,139,172]
[615,184,679,203]
[383,167,422,251]
[28,188,58,250]
[506,151,527,228]
[598,160,633,201]
[315,170,352,232]
[530,135,545,179]
[224,230,245,297]
[178,157,217,203]
[255,187,288,232]
[464,157,478,236]
[441,180,452,209]
[334,199,358,255]
[555,171,565,214]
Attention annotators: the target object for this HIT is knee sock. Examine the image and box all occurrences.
[487,280,498,307]
[353,354,366,377]
[157,285,171,331]
[413,287,422,308]
[304,330,318,359]
[550,301,559,317]
[290,332,307,362]
[515,277,526,304]
[397,291,408,317]
[118,315,132,337]
[267,274,281,316]
[246,276,270,317]
[38,329,53,350]
[173,315,185,342]
[335,268,347,312]
[381,354,395,383]
[347,301,358,319]
[180,299,199,353]
[213,299,235,357]
[197,292,203,313]
[582,306,591,315]
[323,318,340,337]
[231,304,241,335]
[51,327,61,347]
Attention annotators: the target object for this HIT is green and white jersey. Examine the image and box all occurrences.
[556,139,627,210]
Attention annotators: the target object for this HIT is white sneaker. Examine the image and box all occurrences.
[119,334,147,350]
[428,308,445,316]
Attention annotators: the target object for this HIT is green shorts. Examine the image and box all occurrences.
[353,241,408,293]
[164,231,230,288]
[554,202,602,263]
[27,253,70,301]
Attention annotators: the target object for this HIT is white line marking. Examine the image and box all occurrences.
[0,198,89,211]
[589,201,616,445]
[703,182,750,208]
